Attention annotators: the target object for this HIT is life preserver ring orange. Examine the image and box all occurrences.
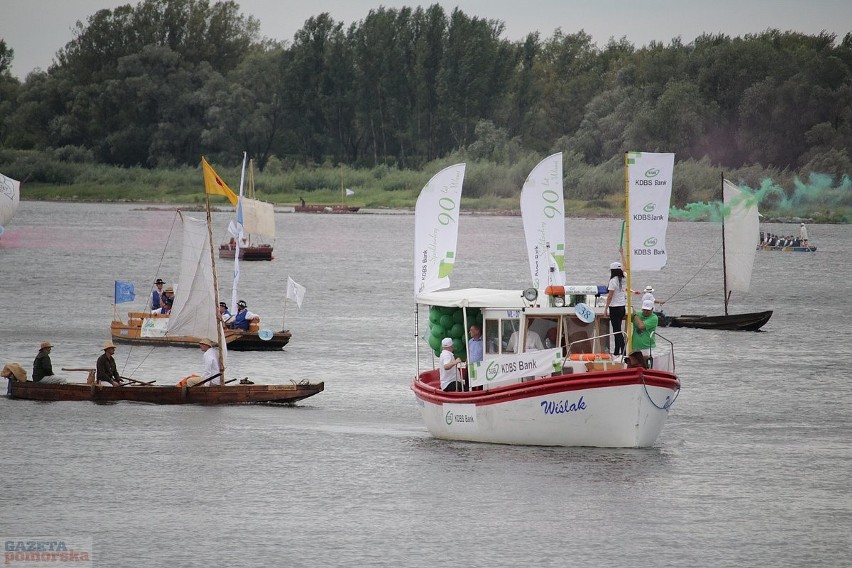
[568,353,612,361]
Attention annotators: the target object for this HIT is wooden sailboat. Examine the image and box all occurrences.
[112,157,292,350]
[9,162,322,404]
[294,167,360,213]
[219,159,275,260]
[664,173,772,331]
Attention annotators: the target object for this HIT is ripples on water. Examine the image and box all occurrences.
[1,203,850,567]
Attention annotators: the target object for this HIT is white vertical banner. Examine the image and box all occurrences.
[414,164,466,296]
[520,153,566,288]
[626,152,675,271]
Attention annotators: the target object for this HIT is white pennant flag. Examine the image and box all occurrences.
[286,276,306,308]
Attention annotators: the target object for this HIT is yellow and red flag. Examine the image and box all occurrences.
[201,156,238,206]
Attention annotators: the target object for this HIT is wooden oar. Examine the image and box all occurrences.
[119,376,157,386]
[62,367,95,372]
[188,372,222,387]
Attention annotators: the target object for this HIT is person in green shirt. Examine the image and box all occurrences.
[631,299,659,354]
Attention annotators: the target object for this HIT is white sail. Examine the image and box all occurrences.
[414,164,466,297]
[167,215,220,341]
[723,179,759,293]
[520,153,566,287]
[0,172,21,231]
[626,152,675,271]
[241,197,276,238]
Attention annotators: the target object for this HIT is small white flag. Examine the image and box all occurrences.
[286,276,306,308]
[227,220,244,239]
[345,188,355,196]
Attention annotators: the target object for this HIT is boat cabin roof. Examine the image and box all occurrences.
[415,286,604,309]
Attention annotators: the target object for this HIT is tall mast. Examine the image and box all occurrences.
[205,191,226,384]
[720,171,730,316]
[624,152,632,350]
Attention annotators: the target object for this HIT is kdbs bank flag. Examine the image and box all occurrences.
[626,152,675,271]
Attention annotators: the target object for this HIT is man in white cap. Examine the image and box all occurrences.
[631,299,659,357]
[96,340,124,386]
[439,337,463,392]
[32,341,66,384]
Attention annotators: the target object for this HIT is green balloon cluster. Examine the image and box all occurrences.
[426,306,482,360]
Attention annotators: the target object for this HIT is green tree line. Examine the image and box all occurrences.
[0,0,850,217]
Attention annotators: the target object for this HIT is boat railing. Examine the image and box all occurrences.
[649,331,675,373]
[565,330,625,358]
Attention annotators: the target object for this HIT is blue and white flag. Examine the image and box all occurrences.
[114,281,135,304]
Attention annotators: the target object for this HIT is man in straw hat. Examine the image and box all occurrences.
[96,341,124,386]
[32,341,66,384]
[199,338,222,386]
[632,285,665,306]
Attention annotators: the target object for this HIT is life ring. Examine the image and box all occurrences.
[568,353,612,361]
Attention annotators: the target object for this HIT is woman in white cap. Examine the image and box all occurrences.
[96,341,124,386]
[604,248,628,357]
[439,337,463,392]
[32,341,66,384]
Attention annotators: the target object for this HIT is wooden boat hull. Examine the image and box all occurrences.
[661,310,773,331]
[7,379,323,404]
[758,245,816,252]
[412,367,679,448]
[294,205,359,213]
[111,315,291,350]
[218,243,274,260]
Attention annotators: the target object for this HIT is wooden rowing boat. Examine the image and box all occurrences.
[7,379,323,404]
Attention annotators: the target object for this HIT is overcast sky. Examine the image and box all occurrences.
[2,0,851,79]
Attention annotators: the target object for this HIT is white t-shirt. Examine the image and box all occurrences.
[202,348,221,385]
[642,292,656,304]
[439,349,458,390]
[506,330,544,353]
[608,276,627,307]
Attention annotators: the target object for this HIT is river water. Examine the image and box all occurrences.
[1,202,850,567]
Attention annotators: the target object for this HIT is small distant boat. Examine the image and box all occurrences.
[662,174,772,332]
[219,241,274,261]
[662,310,773,331]
[294,169,359,213]
[219,159,275,260]
[294,204,360,214]
[0,172,20,238]
[758,244,817,252]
